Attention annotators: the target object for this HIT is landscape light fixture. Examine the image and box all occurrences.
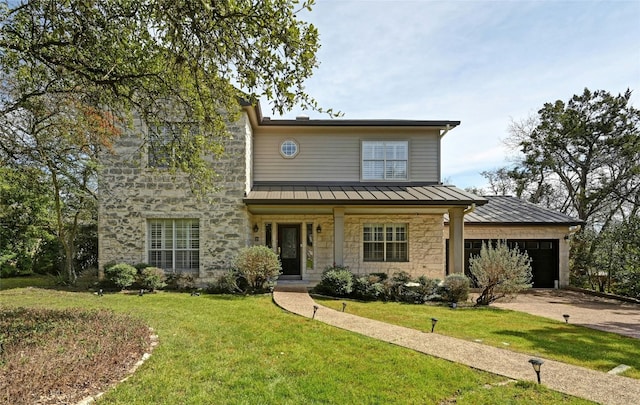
[528,358,544,384]
[98,289,103,297]
[563,314,570,323]
[312,305,319,320]
[316,225,322,233]
[253,224,259,233]
[139,288,144,296]
[431,317,438,333]
[342,302,347,312]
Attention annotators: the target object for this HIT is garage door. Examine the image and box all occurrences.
[447,239,559,288]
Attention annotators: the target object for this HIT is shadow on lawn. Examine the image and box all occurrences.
[494,326,640,370]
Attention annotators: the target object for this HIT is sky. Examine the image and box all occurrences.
[263,0,640,189]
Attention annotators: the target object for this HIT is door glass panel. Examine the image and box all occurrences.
[306,224,314,269]
[282,227,297,259]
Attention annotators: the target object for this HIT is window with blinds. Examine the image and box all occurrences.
[148,219,199,272]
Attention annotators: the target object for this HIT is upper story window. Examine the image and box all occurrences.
[280,140,299,158]
[362,141,408,180]
[148,122,198,168]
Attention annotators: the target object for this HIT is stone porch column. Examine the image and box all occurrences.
[448,207,465,274]
[334,207,345,266]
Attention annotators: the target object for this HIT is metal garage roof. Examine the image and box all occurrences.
[446,195,583,225]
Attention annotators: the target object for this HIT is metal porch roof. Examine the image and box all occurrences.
[244,184,487,206]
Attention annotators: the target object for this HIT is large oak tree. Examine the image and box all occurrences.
[0,0,328,282]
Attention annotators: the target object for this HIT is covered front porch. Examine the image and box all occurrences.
[245,184,486,283]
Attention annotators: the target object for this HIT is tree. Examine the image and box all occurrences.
[505,88,640,227]
[481,89,640,293]
[469,240,533,306]
[0,166,52,276]
[1,0,328,283]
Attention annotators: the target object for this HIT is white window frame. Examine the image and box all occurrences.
[363,223,408,262]
[280,139,299,158]
[148,219,200,272]
[361,140,409,181]
[148,122,198,168]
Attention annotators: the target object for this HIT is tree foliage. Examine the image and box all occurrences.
[470,240,533,306]
[479,89,640,296]
[1,0,327,282]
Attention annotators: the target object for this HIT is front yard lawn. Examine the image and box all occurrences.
[0,285,594,404]
[316,297,640,379]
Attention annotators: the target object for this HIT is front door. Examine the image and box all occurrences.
[278,224,301,277]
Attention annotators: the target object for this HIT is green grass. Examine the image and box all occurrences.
[316,297,640,379]
[0,285,594,404]
[0,274,54,290]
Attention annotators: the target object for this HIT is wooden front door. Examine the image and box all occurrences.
[278,224,301,276]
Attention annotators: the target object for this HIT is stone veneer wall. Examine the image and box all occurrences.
[443,225,571,287]
[98,113,253,282]
[343,214,446,280]
[249,213,446,282]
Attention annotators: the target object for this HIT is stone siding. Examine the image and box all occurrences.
[344,214,445,280]
[98,114,253,281]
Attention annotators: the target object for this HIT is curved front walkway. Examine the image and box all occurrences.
[273,284,640,405]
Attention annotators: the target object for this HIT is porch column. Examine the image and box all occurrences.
[333,207,345,266]
[448,207,465,274]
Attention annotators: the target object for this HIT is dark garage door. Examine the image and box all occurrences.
[447,239,559,288]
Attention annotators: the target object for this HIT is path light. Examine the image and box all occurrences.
[431,317,438,333]
[139,288,144,296]
[563,314,570,323]
[342,302,347,312]
[98,289,103,297]
[529,358,544,384]
[312,305,319,319]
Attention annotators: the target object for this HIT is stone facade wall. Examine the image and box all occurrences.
[344,214,445,280]
[98,114,253,282]
[249,213,446,283]
[443,224,571,287]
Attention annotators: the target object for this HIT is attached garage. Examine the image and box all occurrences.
[445,196,583,288]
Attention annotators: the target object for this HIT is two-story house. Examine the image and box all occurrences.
[98,102,580,287]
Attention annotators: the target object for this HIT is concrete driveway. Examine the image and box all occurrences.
[492,289,640,339]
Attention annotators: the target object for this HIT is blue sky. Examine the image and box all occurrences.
[264,0,640,189]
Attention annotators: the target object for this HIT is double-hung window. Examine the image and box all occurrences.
[148,122,198,168]
[362,141,408,180]
[363,223,408,262]
[148,219,200,272]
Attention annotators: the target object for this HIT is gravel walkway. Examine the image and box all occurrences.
[273,284,640,405]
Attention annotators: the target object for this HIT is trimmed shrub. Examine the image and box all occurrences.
[138,266,167,291]
[315,265,353,296]
[104,263,137,290]
[352,274,385,301]
[234,246,281,291]
[470,240,533,305]
[165,271,197,291]
[207,270,243,294]
[441,274,470,303]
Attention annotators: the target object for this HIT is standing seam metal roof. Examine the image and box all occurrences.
[244,184,487,206]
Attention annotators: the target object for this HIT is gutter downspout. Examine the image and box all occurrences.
[463,203,476,215]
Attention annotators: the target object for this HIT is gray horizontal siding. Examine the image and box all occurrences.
[253,129,440,183]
